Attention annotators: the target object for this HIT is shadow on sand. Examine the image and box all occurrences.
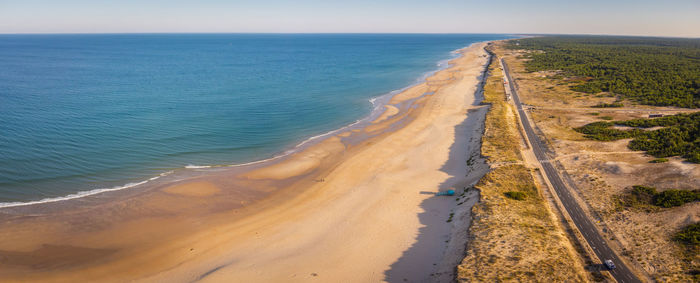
[383,103,489,282]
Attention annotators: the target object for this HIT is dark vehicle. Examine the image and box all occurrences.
[604,259,616,270]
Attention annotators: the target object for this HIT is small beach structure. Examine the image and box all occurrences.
[435,189,455,196]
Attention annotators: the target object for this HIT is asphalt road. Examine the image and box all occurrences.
[501,59,642,283]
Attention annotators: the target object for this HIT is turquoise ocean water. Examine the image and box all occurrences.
[0,34,511,205]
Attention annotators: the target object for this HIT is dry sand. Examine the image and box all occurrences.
[0,43,490,282]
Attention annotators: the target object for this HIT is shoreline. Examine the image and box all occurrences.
[0,42,491,282]
[0,48,463,209]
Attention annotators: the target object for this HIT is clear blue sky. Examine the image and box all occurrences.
[1,0,698,37]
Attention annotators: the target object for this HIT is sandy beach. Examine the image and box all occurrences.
[0,42,490,282]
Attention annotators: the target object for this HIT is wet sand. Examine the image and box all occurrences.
[0,42,490,282]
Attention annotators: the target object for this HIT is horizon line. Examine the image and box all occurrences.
[0,32,697,39]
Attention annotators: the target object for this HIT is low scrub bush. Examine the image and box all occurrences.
[621,185,699,208]
[674,222,700,248]
[504,191,527,200]
[592,102,624,108]
[654,189,700,208]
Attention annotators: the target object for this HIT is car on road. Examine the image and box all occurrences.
[604,259,616,270]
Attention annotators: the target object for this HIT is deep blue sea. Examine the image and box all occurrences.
[0,34,511,204]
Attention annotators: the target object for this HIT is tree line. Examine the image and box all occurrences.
[507,36,700,108]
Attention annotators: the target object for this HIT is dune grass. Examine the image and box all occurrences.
[478,54,521,164]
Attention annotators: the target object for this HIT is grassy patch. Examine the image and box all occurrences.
[649,158,669,163]
[599,116,613,120]
[479,52,521,163]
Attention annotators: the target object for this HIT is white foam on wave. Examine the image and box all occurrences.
[0,171,174,209]
[296,119,362,147]
[185,164,211,169]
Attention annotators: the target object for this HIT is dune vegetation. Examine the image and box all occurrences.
[618,185,700,209]
[575,112,700,163]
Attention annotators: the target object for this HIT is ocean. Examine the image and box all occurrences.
[0,33,511,205]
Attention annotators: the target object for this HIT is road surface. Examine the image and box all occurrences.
[501,58,643,283]
[520,106,692,113]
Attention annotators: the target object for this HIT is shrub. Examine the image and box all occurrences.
[628,185,657,206]
[688,151,700,163]
[674,223,700,247]
[504,191,527,200]
[600,116,614,120]
[653,189,700,208]
[649,158,669,163]
[632,185,656,196]
[574,121,640,141]
[622,185,699,208]
[592,102,624,108]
